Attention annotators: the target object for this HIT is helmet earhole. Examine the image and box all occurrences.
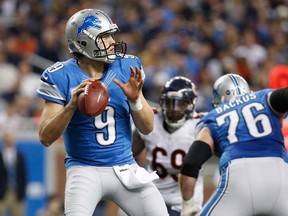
[80,41,87,47]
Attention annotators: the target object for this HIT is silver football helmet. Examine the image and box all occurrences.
[212,73,250,107]
[65,8,127,63]
[159,76,198,129]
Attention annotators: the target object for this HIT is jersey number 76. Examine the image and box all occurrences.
[215,102,272,144]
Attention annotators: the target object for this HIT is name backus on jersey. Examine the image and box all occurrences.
[215,92,257,114]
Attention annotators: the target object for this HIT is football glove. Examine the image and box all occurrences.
[181,197,201,216]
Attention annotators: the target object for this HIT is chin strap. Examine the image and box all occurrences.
[166,117,186,129]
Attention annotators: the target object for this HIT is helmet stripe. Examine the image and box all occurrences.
[229,75,241,95]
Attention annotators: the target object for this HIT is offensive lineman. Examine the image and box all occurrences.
[180,74,288,216]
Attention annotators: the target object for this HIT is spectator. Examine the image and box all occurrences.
[17,58,41,99]
[0,49,18,102]
[0,131,27,216]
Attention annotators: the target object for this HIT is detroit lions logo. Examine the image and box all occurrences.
[77,15,101,36]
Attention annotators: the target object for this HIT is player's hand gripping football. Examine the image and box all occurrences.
[68,78,96,109]
[113,66,143,102]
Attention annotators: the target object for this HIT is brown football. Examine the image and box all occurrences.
[78,80,109,117]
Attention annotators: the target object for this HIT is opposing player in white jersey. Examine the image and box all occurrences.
[133,76,205,216]
[180,74,288,216]
[36,8,168,216]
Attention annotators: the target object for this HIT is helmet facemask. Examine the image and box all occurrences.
[159,76,197,130]
[76,27,127,63]
[65,9,127,63]
[92,30,127,63]
[160,90,196,129]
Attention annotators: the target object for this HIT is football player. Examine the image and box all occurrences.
[36,8,168,216]
[180,74,288,215]
[268,65,288,151]
[133,76,205,216]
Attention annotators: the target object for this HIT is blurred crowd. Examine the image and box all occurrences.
[0,1,287,215]
[0,0,288,122]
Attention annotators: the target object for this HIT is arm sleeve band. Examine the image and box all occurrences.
[270,87,288,113]
[180,140,212,178]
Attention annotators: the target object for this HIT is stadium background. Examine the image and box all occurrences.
[0,0,287,215]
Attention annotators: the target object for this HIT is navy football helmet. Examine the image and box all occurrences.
[159,76,198,129]
[65,9,127,63]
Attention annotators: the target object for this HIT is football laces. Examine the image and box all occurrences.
[84,85,89,95]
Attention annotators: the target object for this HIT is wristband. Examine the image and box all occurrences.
[128,99,143,112]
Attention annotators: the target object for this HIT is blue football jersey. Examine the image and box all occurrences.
[36,56,144,167]
[196,89,288,170]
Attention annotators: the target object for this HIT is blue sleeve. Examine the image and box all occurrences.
[36,61,72,106]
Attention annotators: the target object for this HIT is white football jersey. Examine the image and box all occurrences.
[139,113,204,209]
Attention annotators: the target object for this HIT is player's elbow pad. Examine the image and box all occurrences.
[270,87,288,113]
[180,140,212,178]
